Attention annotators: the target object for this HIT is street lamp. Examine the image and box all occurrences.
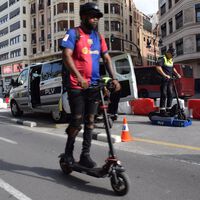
[146,35,163,63]
[110,34,143,65]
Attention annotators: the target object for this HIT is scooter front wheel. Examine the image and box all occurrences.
[59,157,72,175]
[110,172,130,196]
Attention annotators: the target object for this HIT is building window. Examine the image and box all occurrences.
[24,48,27,55]
[23,6,26,14]
[195,4,200,22]
[175,11,183,30]
[161,23,166,38]
[196,34,200,52]
[10,8,20,19]
[33,48,37,54]
[41,45,45,52]
[110,3,120,15]
[161,46,167,55]
[10,21,20,32]
[168,0,172,9]
[104,21,109,31]
[129,15,132,26]
[104,3,108,14]
[176,38,183,56]
[69,3,74,13]
[69,20,74,28]
[57,3,68,14]
[160,3,166,16]
[23,20,26,28]
[10,48,21,58]
[111,21,121,32]
[23,34,26,41]
[58,20,68,32]
[168,18,173,34]
[47,0,51,6]
[31,3,36,14]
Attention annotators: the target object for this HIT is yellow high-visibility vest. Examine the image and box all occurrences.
[163,56,173,67]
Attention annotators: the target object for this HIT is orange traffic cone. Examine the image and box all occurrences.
[121,116,133,142]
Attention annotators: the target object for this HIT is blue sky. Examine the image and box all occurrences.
[134,0,158,14]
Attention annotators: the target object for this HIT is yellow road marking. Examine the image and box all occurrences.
[134,137,200,151]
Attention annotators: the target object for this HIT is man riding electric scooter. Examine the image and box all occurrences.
[60,2,120,169]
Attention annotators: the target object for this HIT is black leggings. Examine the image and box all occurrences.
[160,80,173,109]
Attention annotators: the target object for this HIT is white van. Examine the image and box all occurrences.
[9,53,138,122]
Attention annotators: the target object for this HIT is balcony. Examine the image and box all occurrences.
[39,37,45,42]
[31,40,36,44]
[39,22,44,27]
[31,8,36,14]
[39,4,44,10]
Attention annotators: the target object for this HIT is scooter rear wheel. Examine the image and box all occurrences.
[59,157,72,175]
[110,172,130,196]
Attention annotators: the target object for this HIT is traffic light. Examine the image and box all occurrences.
[110,34,115,43]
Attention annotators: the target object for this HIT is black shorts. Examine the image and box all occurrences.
[68,88,100,116]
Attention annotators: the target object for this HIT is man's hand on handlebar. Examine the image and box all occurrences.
[112,79,121,92]
[164,75,171,80]
[176,73,181,79]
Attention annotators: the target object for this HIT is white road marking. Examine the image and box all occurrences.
[0,178,32,200]
[0,137,17,144]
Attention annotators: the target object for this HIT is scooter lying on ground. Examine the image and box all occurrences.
[149,77,191,127]
[59,80,130,196]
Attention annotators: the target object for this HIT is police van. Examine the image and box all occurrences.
[9,53,138,122]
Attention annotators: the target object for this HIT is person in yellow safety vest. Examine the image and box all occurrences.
[156,47,181,116]
[101,76,121,121]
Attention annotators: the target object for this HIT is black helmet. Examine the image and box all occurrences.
[80,2,103,18]
[167,47,176,56]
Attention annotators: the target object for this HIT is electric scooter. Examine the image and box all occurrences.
[59,81,130,196]
[149,76,188,125]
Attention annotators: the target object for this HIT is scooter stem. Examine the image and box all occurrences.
[100,89,116,157]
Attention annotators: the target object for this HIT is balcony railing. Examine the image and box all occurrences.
[39,4,44,10]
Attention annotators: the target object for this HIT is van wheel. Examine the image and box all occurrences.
[51,111,66,123]
[11,101,23,117]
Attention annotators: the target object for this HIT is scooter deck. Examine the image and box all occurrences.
[71,162,107,178]
[59,153,108,178]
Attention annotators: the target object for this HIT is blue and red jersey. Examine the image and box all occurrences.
[61,26,108,89]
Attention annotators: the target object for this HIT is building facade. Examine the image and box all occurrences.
[159,0,200,92]
[0,0,31,94]
[0,0,154,95]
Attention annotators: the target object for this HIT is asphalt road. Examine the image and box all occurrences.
[0,109,200,200]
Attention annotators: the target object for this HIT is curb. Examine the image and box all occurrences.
[78,129,121,143]
[10,119,121,143]
[11,119,37,127]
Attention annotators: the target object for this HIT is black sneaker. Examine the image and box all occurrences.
[79,153,97,168]
[160,110,170,117]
